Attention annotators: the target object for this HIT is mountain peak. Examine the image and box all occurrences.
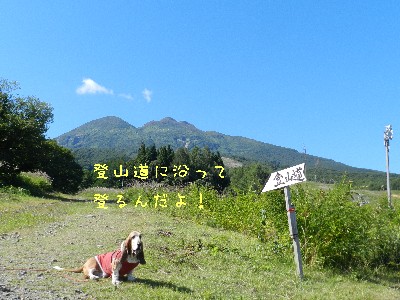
[160,117,178,123]
[55,116,137,150]
[143,117,198,130]
[84,116,134,129]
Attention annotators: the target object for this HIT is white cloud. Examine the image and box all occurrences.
[76,78,113,95]
[75,78,150,103]
[118,93,134,101]
[142,88,152,102]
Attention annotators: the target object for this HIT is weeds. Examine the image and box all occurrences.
[117,181,400,272]
[1,182,400,298]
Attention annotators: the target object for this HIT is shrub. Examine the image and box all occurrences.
[122,180,400,271]
[4,172,53,196]
[293,180,400,270]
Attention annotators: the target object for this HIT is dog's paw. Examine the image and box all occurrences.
[89,275,100,280]
[127,275,136,282]
[112,279,122,286]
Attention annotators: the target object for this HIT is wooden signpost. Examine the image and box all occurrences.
[262,163,306,279]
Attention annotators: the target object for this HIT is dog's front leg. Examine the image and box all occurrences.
[111,259,122,285]
[127,270,136,282]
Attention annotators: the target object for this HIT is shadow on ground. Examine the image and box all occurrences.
[135,277,193,294]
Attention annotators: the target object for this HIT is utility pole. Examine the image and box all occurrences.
[384,125,393,209]
[303,146,307,179]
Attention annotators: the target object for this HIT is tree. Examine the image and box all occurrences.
[146,144,157,162]
[172,148,191,185]
[126,143,231,190]
[156,145,175,183]
[189,147,230,191]
[157,145,174,167]
[0,79,83,192]
[228,163,271,193]
[41,140,83,193]
[134,143,148,165]
[0,80,53,180]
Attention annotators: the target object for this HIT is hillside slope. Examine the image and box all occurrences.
[56,116,371,173]
[55,116,400,188]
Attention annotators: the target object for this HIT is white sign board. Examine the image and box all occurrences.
[262,163,306,192]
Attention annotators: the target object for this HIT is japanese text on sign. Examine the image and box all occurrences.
[262,163,306,192]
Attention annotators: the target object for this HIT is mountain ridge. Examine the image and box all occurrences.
[55,116,383,175]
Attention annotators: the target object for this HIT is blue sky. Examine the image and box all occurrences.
[1,1,399,173]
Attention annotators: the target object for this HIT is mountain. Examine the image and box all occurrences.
[55,116,138,150]
[55,116,389,182]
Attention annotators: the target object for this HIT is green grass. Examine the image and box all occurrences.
[1,189,400,299]
[0,189,94,234]
[0,192,55,233]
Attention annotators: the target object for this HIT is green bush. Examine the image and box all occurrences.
[0,185,30,195]
[292,181,400,270]
[122,184,290,254]
[122,180,400,271]
[3,172,53,196]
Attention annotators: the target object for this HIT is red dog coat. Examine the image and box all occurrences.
[95,250,139,277]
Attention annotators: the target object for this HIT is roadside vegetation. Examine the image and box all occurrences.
[1,175,400,299]
[2,171,400,299]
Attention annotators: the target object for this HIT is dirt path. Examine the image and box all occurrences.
[0,202,162,299]
[1,211,90,298]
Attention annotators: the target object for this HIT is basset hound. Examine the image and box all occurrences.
[54,231,146,285]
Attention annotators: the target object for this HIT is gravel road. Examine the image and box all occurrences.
[0,220,92,299]
[0,203,142,300]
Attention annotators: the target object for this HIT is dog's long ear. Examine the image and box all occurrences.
[137,243,146,265]
[124,232,133,255]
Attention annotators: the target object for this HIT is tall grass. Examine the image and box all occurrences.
[292,181,400,270]
[121,181,400,271]
[0,171,53,196]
